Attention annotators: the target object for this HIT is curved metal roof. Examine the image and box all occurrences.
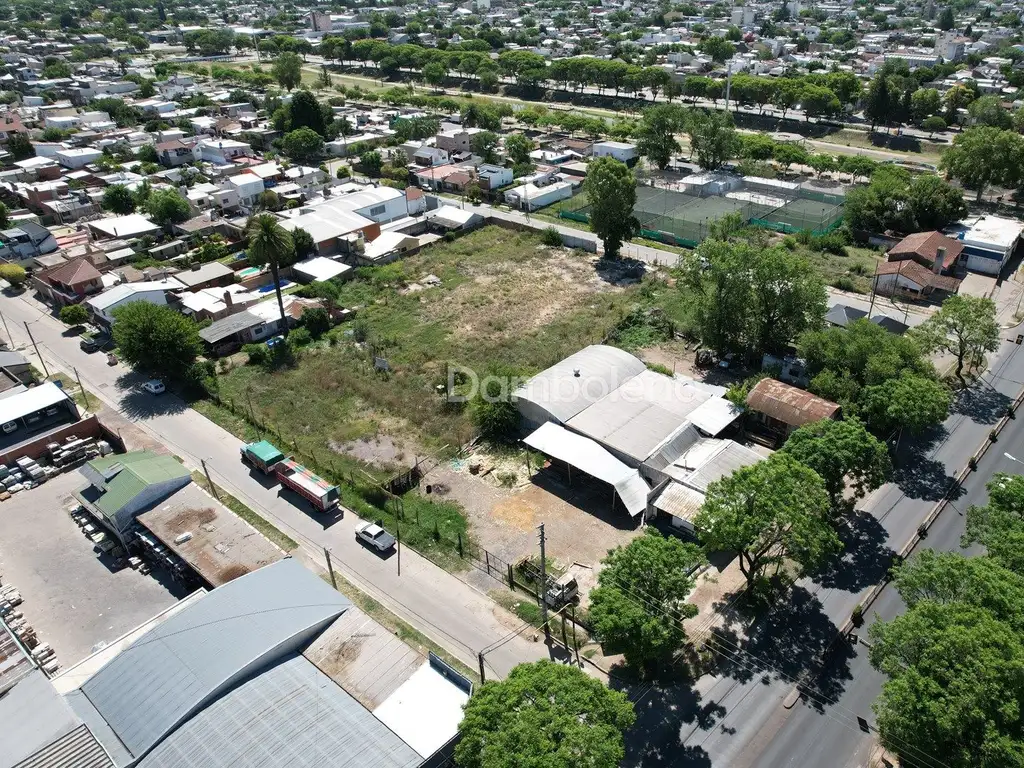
[514,345,647,424]
[79,559,349,761]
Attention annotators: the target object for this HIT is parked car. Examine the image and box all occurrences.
[142,379,165,394]
[80,333,113,353]
[355,521,396,552]
[1,421,17,434]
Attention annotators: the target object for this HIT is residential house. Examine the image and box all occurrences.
[503,180,573,211]
[156,139,197,167]
[172,261,236,292]
[87,213,162,240]
[0,112,26,145]
[33,256,103,305]
[198,295,312,354]
[873,259,963,299]
[334,186,415,223]
[0,222,58,265]
[195,138,253,165]
[178,284,261,322]
[949,215,1024,275]
[226,172,265,209]
[745,378,841,442]
[54,146,103,169]
[592,140,639,165]
[477,163,513,190]
[86,278,183,326]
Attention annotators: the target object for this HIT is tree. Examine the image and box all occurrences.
[470,366,520,440]
[685,109,739,171]
[584,157,639,260]
[943,83,975,125]
[589,530,705,673]
[911,88,942,124]
[504,132,534,166]
[800,84,841,121]
[781,418,891,508]
[682,239,826,355]
[291,227,316,260]
[905,173,967,231]
[859,373,951,435]
[0,202,7,230]
[937,6,954,30]
[470,130,500,163]
[969,94,1013,129]
[912,295,999,387]
[635,104,687,169]
[455,660,636,768]
[772,142,809,173]
[922,115,947,136]
[943,126,1023,202]
[864,72,891,131]
[192,235,228,264]
[869,601,1024,768]
[102,183,136,214]
[137,143,159,164]
[59,303,89,325]
[247,214,295,338]
[110,302,201,379]
[288,90,327,136]
[282,127,324,161]
[360,150,383,176]
[145,189,190,228]
[843,166,916,234]
[301,306,330,339]
[965,474,1024,575]
[695,453,841,587]
[808,153,838,177]
[422,60,446,88]
[7,133,34,161]
[272,51,303,91]
[0,264,25,288]
[700,36,735,64]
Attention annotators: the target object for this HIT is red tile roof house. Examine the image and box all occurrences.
[33,257,104,306]
[874,231,965,299]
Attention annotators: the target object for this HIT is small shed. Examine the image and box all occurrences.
[745,378,840,441]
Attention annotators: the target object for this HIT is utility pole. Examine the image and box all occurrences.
[324,548,337,589]
[201,459,219,500]
[73,367,89,410]
[478,651,486,683]
[538,523,551,644]
[0,310,12,347]
[397,528,401,576]
[24,322,48,378]
[724,62,733,111]
[867,260,879,319]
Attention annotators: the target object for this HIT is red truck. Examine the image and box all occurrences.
[240,441,340,513]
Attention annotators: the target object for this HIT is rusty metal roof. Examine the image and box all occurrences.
[745,378,840,427]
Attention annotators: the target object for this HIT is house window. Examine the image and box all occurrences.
[252,324,266,337]
[369,205,386,217]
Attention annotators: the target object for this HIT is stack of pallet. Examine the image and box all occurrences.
[0,580,59,674]
[49,436,101,468]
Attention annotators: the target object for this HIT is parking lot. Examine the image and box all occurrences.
[0,471,183,667]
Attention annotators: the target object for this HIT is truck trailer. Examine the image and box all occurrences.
[240,441,340,513]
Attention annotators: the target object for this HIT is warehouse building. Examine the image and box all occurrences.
[6,559,471,768]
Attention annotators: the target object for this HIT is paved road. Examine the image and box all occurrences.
[628,322,1024,767]
[0,291,551,680]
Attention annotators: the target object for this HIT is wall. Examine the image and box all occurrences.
[0,414,112,467]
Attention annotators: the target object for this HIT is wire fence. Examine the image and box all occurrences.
[560,179,846,246]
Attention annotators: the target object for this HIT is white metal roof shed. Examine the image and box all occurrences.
[293,256,352,283]
[0,382,73,426]
[524,421,648,517]
[373,661,471,758]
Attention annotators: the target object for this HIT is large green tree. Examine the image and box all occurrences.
[455,660,636,768]
[859,373,951,435]
[282,127,324,161]
[781,418,891,508]
[695,453,841,587]
[584,157,639,260]
[942,126,1024,201]
[685,109,739,171]
[272,51,303,91]
[912,295,1000,387]
[102,183,136,214]
[111,302,201,379]
[589,530,705,674]
[145,188,190,228]
[964,474,1024,575]
[247,214,295,338]
[869,601,1024,768]
[635,104,687,169]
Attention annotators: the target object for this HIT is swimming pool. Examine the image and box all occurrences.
[257,280,291,293]
[238,267,262,279]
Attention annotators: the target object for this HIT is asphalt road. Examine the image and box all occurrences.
[650,325,1024,767]
[0,291,551,680]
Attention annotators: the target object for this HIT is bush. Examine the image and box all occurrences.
[0,264,27,287]
[336,165,351,179]
[781,235,798,250]
[301,307,330,339]
[243,343,268,365]
[832,276,857,292]
[59,303,89,325]
[289,327,312,346]
[540,226,563,247]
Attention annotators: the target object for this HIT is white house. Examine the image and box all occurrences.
[55,147,104,169]
[86,278,184,325]
[592,141,639,165]
[195,139,253,165]
[335,186,412,223]
[0,222,58,266]
[226,172,265,209]
[477,163,513,190]
[503,181,573,211]
[951,215,1024,275]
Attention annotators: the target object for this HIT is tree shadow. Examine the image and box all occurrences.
[711,585,855,710]
[118,389,190,420]
[613,674,715,767]
[891,452,966,502]
[812,510,895,592]
[950,384,1012,426]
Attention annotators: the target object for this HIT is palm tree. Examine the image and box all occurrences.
[246,213,294,337]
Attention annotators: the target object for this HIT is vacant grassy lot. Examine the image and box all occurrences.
[213,228,644,470]
[792,241,886,293]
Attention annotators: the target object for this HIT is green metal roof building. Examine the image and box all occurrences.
[76,451,192,540]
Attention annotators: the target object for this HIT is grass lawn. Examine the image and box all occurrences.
[792,242,885,293]
[213,227,640,462]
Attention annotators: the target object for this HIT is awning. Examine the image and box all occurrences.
[524,422,649,517]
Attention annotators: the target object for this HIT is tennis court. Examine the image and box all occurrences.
[559,180,846,246]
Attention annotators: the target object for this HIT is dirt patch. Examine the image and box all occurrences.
[167,506,217,529]
[332,433,420,470]
[638,340,746,387]
[218,563,251,583]
[317,638,365,678]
